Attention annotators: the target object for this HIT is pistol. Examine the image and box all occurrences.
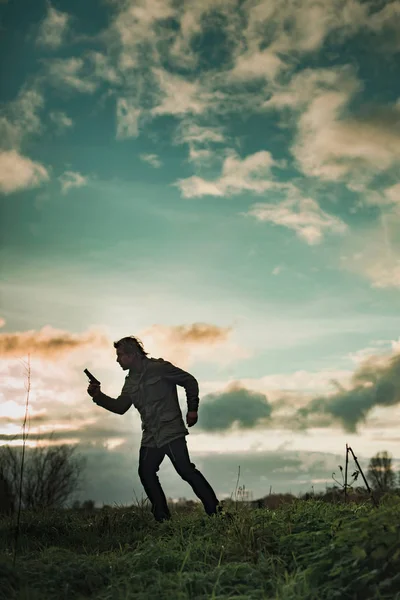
[84,369,101,385]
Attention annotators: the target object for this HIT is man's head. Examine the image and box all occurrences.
[114,336,149,371]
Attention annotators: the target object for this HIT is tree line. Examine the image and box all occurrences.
[0,443,399,515]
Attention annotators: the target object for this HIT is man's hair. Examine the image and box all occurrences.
[113,336,149,357]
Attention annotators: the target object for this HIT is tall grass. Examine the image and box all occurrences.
[1,493,399,599]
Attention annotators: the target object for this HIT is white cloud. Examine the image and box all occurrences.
[116,98,141,139]
[59,171,88,194]
[0,150,49,194]
[46,58,98,93]
[382,184,400,207]
[229,48,285,82]
[174,122,226,164]
[49,111,73,133]
[264,66,400,184]
[236,0,399,83]
[88,51,120,85]
[177,176,226,198]
[176,150,280,198]
[110,0,176,71]
[168,0,241,69]
[139,153,162,168]
[367,0,400,50]
[0,87,48,194]
[0,88,44,151]
[245,194,347,245]
[37,4,70,48]
[339,216,400,289]
[188,147,213,163]
[175,122,225,145]
[294,95,400,182]
[151,69,218,116]
[363,261,400,290]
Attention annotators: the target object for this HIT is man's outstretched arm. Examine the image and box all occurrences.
[88,383,132,414]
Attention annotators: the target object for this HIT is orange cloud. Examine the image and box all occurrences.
[0,325,110,360]
[166,322,232,344]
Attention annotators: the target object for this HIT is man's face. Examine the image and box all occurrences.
[116,348,134,370]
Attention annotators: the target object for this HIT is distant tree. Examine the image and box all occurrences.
[82,499,95,510]
[0,441,86,511]
[367,451,396,492]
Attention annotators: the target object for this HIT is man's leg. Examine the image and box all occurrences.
[138,445,171,522]
[164,437,220,516]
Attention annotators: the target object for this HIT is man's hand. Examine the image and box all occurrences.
[186,411,198,427]
[87,383,101,398]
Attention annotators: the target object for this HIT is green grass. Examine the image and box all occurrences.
[1,495,400,600]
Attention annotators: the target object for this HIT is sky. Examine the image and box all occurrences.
[1,0,400,506]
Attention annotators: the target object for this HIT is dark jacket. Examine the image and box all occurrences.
[93,357,199,448]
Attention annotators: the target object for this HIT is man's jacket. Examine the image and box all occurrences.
[93,357,199,448]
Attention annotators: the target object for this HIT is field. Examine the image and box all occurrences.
[1,495,400,600]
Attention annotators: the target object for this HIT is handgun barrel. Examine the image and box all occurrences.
[84,369,101,385]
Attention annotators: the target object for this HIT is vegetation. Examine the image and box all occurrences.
[0,439,399,599]
[0,441,86,515]
[0,492,399,600]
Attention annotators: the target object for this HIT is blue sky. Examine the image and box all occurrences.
[1,0,400,505]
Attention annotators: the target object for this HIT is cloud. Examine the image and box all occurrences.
[36,4,70,49]
[167,0,240,70]
[234,0,400,86]
[294,96,400,183]
[361,262,400,290]
[199,382,273,431]
[228,48,285,82]
[296,350,400,432]
[59,171,88,194]
[0,87,44,151]
[244,194,348,245]
[108,0,176,71]
[383,184,400,206]
[0,87,48,193]
[139,153,162,168]
[338,217,400,289]
[176,150,281,198]
[367,0,400,51]
[174,121,226,164]
[0,150,49,194]
[175,123,225,146]
[45,58,98,94]
[116,98,141,139]
[264,66,400,184]
[151,69,221,117]
[139,322,250,368]
[0,325,110,360]
[365,183,400,210]
[49,111,73,133]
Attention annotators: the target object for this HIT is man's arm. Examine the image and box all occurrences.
[92,391,132,415]
[161,361,199,412]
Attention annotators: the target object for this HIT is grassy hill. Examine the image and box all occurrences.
[1,495,399,599]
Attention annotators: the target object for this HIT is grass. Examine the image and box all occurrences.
[1,495,400,600]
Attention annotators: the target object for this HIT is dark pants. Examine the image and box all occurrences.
[138,436,220,522]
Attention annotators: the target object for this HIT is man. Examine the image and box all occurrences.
[87,335,223,523]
